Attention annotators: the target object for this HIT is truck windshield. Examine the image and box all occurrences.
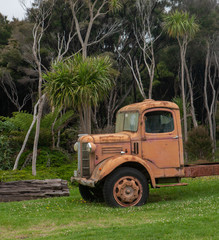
[115,112,139,132]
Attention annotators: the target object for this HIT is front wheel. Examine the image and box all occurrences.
[79,184,104,202]
[103,167,149,207]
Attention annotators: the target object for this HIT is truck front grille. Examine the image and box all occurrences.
[81,143,90,177]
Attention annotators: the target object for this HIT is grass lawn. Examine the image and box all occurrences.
[0,176,219,240]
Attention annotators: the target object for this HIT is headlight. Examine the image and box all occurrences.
[86,142,96,153]
[74,142,79,152]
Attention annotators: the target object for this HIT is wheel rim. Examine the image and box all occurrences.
[113,176,143,207]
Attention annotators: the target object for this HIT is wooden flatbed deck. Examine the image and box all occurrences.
[184,162,219,178]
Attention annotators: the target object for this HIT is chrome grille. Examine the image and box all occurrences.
[81,143,90,177]
[77,141,81,176]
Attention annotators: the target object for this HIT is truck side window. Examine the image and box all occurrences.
[145,111,174,133]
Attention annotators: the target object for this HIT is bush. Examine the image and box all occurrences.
[16,147,75,169]
[185,126,213,162]
[60,128,79,152]
[35,148,71,167]
[0,162,78,183]
[0,110,75,149]
[0,135,14,170]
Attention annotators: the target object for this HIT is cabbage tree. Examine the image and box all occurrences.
[163,10,199,141]
[44,54,114,133]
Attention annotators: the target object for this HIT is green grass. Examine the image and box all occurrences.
[0,176,219,240]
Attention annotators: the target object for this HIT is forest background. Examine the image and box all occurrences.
[0,0,218,177]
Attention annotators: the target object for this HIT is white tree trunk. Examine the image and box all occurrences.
[185,63,198,128]
[32,94,46,176]
[181,49,188,142]
[13,98,41,170]
[203,41,217,154]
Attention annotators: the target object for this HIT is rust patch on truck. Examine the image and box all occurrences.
[184,163,219,178]
[89,155,156,188]
[73,99,219,207]
[118,99,179,114]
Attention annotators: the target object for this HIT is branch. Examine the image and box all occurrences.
[87,21,121,47]
[0,72,30,111]
[69,0,84,47]
[56,18,76,62]
[13,95,45,170]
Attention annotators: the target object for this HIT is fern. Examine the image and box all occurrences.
[0,109,75,147]
[9,112,33,131]
[0,119,16,133]
[41,109,60,129]
[54,110,75,131]
[0,112,33,133]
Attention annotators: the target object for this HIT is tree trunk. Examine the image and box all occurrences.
[148,42,155,99]
[32,94,46,176]
[86,104,91,134]
[180,45,188,142]
[79,102,91,134]
[185,63,198,128]
[92,106,100,130]
[52,114,58,149]
[13,98,41,170]
[56,130,61,148]
[203,41,216,154]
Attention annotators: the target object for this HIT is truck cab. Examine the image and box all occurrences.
[72,100,186,207]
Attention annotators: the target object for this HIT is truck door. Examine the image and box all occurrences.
[142,109,181,169]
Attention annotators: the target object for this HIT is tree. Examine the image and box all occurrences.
[44,54,114,133]
[68,0,122,59]
[117,0,164,100]
[203,39,218,154]
[133,0,161,99]
[163,10,199,141]
[0,70,30,112]
[13,0,55,175]
[0,20,35,115]
[0,13,12,45]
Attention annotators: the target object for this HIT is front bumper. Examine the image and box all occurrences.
[71,177,96,188]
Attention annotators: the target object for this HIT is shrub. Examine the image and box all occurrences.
[60,128,79,152]
[0,135,14,170]
[0,162,77,183]
[16,147,74,169]
[185,126,213,162]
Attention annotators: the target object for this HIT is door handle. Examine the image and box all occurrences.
[173,136,179,139]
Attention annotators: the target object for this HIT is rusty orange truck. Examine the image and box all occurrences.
[72,100,219,207]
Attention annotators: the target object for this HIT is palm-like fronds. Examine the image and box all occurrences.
[163,10,199,40]
[109,0,123,11]
[43,54,114,109]
[43,61,78,108]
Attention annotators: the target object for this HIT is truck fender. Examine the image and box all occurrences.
[91,155,156,188]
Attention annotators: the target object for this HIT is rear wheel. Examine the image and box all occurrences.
[79,184,104,202]
[103,167,149,207]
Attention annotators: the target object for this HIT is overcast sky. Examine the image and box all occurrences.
[0,0,34,21]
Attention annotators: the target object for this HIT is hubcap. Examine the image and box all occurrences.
[113,176,143,207]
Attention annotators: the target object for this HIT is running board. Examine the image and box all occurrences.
[156,183,188,188]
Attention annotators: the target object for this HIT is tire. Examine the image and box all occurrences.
[103,167,149,207]
[79,184,104,202]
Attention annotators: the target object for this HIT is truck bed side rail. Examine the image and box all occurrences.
[184,163,219,178]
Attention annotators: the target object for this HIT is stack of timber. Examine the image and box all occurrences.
[0,179,69,202]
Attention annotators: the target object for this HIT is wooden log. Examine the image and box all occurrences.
[0,179,70,202]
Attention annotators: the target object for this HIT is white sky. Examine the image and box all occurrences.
[0,0,34,21]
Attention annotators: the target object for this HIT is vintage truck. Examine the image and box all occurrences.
[72,99,219,207]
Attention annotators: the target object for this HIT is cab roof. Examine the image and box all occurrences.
[118,99,179,114]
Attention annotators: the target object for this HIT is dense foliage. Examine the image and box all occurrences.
[0,110,76,170]
[185,126,213,161]
[0,0,218,170]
